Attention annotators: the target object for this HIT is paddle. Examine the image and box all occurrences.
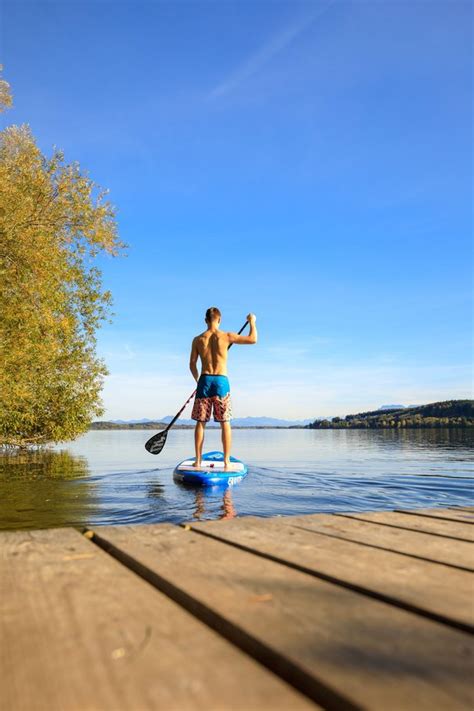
[144,319,249,454]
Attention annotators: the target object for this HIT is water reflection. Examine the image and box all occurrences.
[1,449,90,478]
[192,488,237,521]
[0,428,472,531]
[0,449,98,530]
[147,482,166,499]
[368,428,471,450]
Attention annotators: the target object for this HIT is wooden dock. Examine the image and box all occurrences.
[1,506,473,710]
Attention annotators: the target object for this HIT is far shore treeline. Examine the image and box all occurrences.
[306,400,474,429]
[90,400,474,431]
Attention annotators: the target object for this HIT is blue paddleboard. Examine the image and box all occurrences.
[173,451,248,486]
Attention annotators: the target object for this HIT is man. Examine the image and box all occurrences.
[189,307,257,469]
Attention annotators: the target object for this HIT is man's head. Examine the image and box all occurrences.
[205,306,221,326]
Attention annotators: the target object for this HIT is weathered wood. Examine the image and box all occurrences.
[275,512,474,571]
[395,507,474,524]
[189,516,474,631]
[339,511,474,542]
[0,527,315,711]
[95,523,474,711]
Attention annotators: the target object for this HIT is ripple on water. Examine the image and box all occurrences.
[0,428,472,529]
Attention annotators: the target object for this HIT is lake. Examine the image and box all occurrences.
[0,428,472,530]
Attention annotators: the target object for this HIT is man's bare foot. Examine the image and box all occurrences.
[192,460,201,468]
[224,459,232,470]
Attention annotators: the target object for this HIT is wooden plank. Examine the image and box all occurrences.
[339,511,474,542]
[0,527,316,711]
[276,513,474,571]
[395,507,474,524]
[95,523,474,711]
[189,516,474,631]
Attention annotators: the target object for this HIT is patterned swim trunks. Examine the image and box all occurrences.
[191,374,232,423]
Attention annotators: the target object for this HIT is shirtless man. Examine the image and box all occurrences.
[189,307,257,469]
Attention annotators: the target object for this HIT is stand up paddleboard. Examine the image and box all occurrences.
[173,451,248,486]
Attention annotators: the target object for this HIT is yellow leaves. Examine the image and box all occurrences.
[0,65,12,113]
[0,121,123,447]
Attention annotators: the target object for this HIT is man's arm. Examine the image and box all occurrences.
[228,313,258,345]
[189,338,199,381]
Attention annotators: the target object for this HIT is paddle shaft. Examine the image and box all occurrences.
[163,320,249,433]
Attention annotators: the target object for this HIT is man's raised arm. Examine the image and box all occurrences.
[228,313,258,345]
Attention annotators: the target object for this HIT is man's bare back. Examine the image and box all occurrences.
[189,313,257,381]
[192,330,231,376]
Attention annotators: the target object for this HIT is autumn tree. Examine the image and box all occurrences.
[0,67,124,446]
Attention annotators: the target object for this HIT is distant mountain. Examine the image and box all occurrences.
[159,415,315,428]
[233,416,315,427]
[91,421,168,430]
[159,416,196,426]
[102,416,317,428]
[111,418,156,424]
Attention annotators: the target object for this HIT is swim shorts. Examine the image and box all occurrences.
[191,374,232,423]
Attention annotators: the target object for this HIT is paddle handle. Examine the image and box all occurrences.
[227,319,249,350]
[164,319,249,433]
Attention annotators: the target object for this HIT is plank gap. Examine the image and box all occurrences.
[187,525,474,635]
[288,524,474,573]
[84,528,361,711]
[448,507,474,513]
[335,514,473,543]
[394,510,474,525]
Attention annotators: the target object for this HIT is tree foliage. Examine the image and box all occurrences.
[0,68,124,446]
[0,65,13,113]
[308,400,474,429]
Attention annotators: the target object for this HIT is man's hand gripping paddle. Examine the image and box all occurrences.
[144,319,249,454]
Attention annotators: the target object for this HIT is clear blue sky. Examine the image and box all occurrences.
[2,0,472,419]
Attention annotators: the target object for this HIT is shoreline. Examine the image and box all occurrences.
[89,422,474,431]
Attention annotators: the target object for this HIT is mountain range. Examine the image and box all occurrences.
[105,406,430,429]
[106,406,414,427]
[110,416,315,428]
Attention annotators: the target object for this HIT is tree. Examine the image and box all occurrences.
[0,65,12,113]
[0,67,124,446]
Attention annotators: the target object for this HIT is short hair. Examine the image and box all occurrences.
[205,307,221,323]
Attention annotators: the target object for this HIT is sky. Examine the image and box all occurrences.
[2,0,472,420]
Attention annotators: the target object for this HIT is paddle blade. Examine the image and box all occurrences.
[145,429,168,455]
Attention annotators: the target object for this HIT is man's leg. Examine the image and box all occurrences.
[221,421,232,467]
[194,421,206,467]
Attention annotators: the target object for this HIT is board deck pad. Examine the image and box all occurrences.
[173,451,248,486]
[177,460,245,473]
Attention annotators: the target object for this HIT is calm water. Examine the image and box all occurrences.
[0,428,472,530]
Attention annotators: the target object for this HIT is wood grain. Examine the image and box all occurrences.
[339,511,474,541]
[189,516,474,630]
[95,523,474,711]
[449,507,474,513]
[0,527,316,711]
[395,507,474,524]
[275,512,474,570]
